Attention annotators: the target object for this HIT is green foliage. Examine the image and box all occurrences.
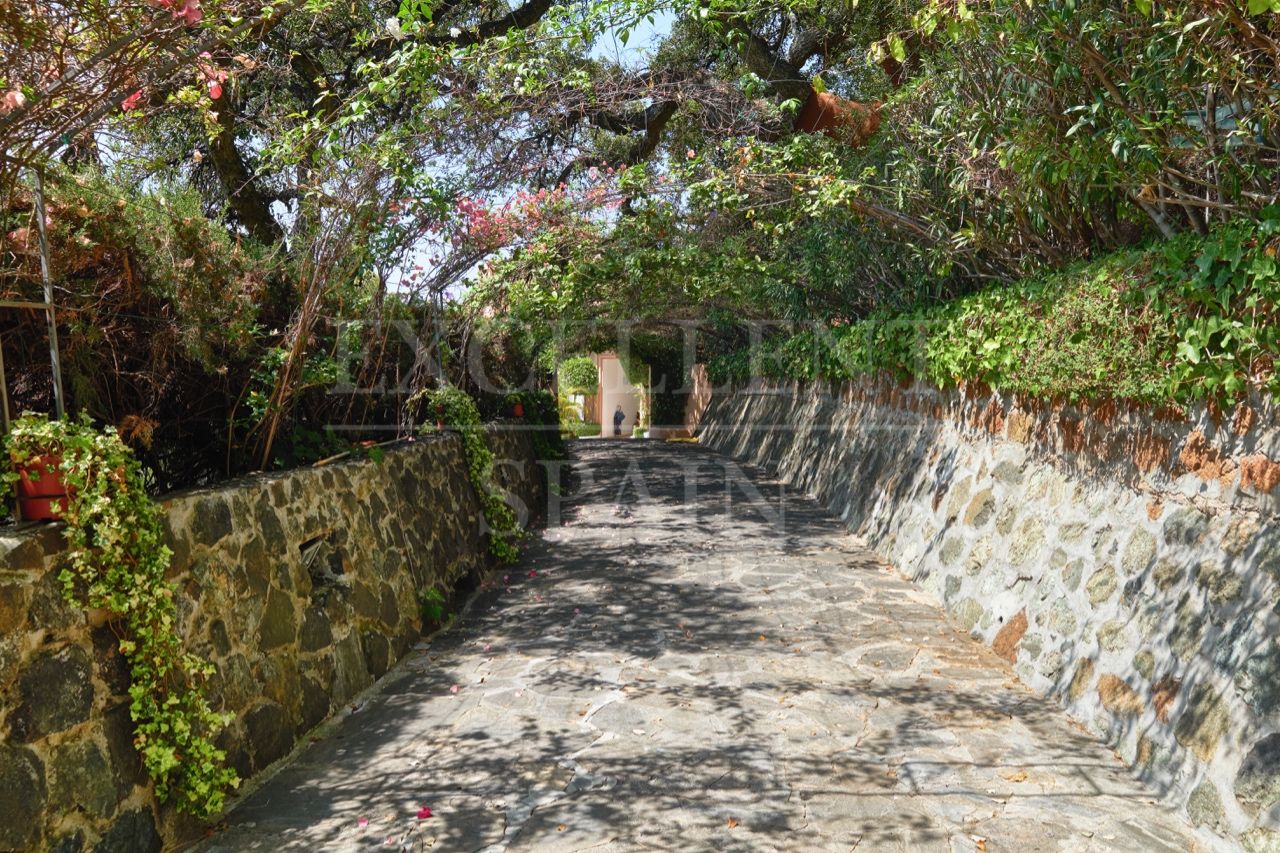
[623,334,689,427]
[558,356,599,395]
[2,414,237,816]
[419,587,448,626]
[564,421,602,438]
[505,389,567,461]
[709,221,1280,407]
[46,173,270,368]
[414,385,520,562]
[558,393,583,424]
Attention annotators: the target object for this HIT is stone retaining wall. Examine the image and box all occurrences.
[699,378,1280,850]
[0,426,548,852]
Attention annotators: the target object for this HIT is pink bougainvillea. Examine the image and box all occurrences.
[152,0,202,24]
[0,90,26,114]
[198,54,229,100]
[121,90,145,112]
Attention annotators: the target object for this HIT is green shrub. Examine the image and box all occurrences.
[558,356,599,396]
[709,220,1280,407]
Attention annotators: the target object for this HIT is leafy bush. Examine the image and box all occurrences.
[710,220,1280,407]
[564,421,601,438]
[558,356,599,396]
[622,334,689,427]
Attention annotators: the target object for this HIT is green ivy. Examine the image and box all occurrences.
[414,386,520,562]
[3,413,237,817]
[709,220,1280,408]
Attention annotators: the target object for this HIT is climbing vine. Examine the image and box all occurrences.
[414,386,520,562]
[3,413,237,816]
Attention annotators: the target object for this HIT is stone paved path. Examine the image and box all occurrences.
[196,442,1207,852]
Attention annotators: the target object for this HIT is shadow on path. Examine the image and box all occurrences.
[194,442,1207,853]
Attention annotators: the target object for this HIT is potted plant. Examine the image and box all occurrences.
[5,414,72,521]
[3,412,238,815]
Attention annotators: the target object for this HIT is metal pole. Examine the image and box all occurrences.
[31,168,66,419]
[0,335,10,431]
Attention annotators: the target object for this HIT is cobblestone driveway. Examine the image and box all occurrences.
[197,441,1207,852]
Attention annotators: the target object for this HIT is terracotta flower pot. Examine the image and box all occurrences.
[15,454,69,522]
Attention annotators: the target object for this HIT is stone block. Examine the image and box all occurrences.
[361,630,391,679]
[991,610,1027,663]
[91,625,132,698]
[190,496,234,547]
[0,582,29,634]
[1068,658,1095,702]
[91,808,161,853]
[1096,674,1143,716]
[102,702,145,794]
[379,585,401,628]
[1186,780,1228,833]
[1196,560,1243,605]
[10,644,94,741]
[965,537,991,577]
[1241,827,1280,852]
[1121,529,1157,575]
[299,606,333,653]
[952,597,984,633]
[1236,734,1280,817]
[27,569,79,632]
[1169,596,1206,662]
[0,744,45,851]
[1048,599,1077,636]
[351,581,382,620]
[1175,683,1230,763]
[1152,558,1184,590]
[245,701,294,772]
[1007,518,1045,566]
[298,675,331,734]
[331,630,372,705]
[49,738,118,820]
[963,489,996,527]
[258,587,298,651]
[1235,642,1280,718]
[1085,565,1118,604]
[1164,507,1211,547]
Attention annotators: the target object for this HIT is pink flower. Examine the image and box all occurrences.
[449,684,460,694]
[173,0,202,25]
[686,148,696,159]
[0,89,26,114]
[121,90,145,112]
[208,81,223,100]
[416,806,433,819]
[357,816,370,828]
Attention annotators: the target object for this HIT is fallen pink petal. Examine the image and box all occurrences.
[416,806,433,819]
